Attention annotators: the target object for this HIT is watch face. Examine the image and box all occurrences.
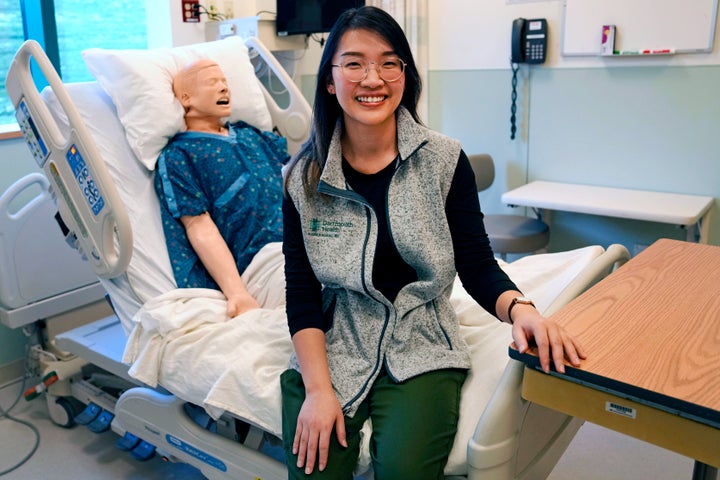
[516,297,533,304]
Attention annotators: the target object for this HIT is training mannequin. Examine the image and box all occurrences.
[154,59,289,317]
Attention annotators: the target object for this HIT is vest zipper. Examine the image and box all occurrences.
[317,181,394,412]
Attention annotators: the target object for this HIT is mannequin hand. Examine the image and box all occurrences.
[226,292,260,317]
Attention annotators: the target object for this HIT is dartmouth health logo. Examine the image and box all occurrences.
[308,218,353,238]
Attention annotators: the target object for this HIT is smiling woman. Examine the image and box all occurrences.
[0,0,147,129]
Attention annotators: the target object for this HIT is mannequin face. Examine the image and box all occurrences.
[174,60,232,121]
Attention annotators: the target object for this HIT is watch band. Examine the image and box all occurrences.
[507,296,535,324]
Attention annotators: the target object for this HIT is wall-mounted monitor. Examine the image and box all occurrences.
[276,0,365,37]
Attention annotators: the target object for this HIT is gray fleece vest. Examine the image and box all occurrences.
[285,108,470,416]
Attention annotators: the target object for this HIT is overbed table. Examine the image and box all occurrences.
[501,181,714,243]
[510,238,720,480]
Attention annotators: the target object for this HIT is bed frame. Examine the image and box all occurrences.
[3,37,631,479]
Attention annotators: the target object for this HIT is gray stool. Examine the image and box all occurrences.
[468,154,549,259]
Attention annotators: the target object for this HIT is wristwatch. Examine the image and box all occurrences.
[507,296,535,324]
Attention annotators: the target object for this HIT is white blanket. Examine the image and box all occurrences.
[124,242,290,433]
[123,244,604,475]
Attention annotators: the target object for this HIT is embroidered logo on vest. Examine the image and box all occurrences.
[308,218,354,238]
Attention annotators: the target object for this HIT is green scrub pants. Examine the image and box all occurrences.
[281,367,467,480]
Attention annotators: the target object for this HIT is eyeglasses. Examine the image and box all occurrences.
[331,58,406,83]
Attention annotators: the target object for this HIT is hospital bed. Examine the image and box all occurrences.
[3,35,631,479]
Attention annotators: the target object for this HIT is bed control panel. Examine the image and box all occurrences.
[15,98,49,167]
[66,144,105,217]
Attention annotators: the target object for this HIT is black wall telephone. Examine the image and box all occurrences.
[511,18,547,64]
[509,18,547,140]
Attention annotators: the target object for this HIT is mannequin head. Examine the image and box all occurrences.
[173,59,231,131]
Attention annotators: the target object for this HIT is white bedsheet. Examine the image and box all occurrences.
[123,242,603,475]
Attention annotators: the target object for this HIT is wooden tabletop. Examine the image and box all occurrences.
[518,238,720,425]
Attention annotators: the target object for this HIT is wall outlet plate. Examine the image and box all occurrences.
[181,0,200,23]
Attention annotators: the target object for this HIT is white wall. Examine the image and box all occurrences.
[428,0,720,70]
[145,0,315,49]
[144,0,324,85]
[425,0,720,250]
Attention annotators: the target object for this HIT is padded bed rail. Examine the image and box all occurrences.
[6,39,132,279]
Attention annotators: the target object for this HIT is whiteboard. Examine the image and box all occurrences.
[562,0,719,56]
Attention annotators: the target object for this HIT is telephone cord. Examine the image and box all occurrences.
[510,62,519,140]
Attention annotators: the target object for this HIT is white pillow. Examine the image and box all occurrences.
[82,36,273,170]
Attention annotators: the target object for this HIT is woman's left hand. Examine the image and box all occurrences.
[511,309,586,374]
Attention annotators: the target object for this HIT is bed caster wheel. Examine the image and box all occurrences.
[48,396,78,428]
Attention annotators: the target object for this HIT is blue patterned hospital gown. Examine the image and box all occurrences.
[154,121,288,290]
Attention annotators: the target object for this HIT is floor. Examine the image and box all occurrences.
[0,377,707,480]
[0,377,205,480]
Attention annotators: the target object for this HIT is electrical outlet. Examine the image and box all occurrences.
[181,0,200,23]
[223,0,234,19]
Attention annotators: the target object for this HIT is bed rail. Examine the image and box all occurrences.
[245,37,311,156]
[6,40,133,279]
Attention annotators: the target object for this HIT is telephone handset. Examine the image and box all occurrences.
[511,18,547,64]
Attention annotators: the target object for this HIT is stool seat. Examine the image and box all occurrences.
[483,215,549,254]
[468,153,550,258]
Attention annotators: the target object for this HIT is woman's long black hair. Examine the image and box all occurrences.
[285,5,423,195]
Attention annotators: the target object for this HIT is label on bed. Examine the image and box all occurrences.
[66,144,105,216]
[165,434,227,472]
[605,401,637,419]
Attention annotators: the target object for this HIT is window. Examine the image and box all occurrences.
[0,0,25,127]
[0,0,147,128]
